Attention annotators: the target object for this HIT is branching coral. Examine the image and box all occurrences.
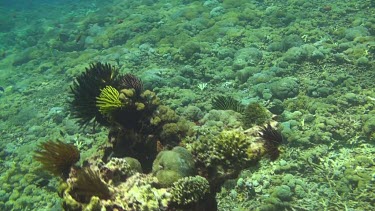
[34,140,80,179]
[184,128,266,192]
[170,175,210,206]
[189,129,254,170]
[96,85,123,115]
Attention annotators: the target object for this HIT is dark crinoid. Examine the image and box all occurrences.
[70,167,111,203]
[70,62,121,127]
[34,140,80,179]
[259,123,283,161]
[120,73,144,96]
[211,95,245,113]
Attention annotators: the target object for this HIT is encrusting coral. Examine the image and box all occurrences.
[34,140,80,179]
[115,173,171,211]
[101,157,142,185]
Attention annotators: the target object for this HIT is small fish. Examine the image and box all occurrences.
[75,34,82,43]
[59,130,65,136]
[0,86,4,92]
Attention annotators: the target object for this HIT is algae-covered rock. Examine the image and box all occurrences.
[242,102,271,128]
[272,185,292,201]
[363,115,375,140]
[152,147,196,187]
[270,77,299,100]
[83,196,101,211]
[104,157,142,184]
[233,47,263,69]
[116,173,171,211]
[282,46,307,63]
[344,26,369,41]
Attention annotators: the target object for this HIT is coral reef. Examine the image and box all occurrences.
[183,126,268,192]
[114,173,170,211]
[59,162,210,211]
[3,0,374,210]
[42,65,283,211]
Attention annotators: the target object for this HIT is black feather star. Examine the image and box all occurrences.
[259,123,283,161]
[120,73,144,96]
[70,62,121,128]
[211,95,245,113]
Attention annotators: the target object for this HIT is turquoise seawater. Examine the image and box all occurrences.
[0,0,374,210]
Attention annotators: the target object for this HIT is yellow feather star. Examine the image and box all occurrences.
[96,86,123,115]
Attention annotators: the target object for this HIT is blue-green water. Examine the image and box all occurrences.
[0,0,374,210]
